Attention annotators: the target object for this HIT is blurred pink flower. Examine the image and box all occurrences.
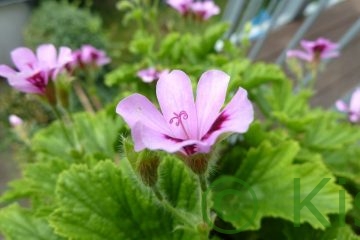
[287,38,339,62]
[71,45,110,69]
[191,0,220,20]
[336,88,360,123]
[117,70,254,156]
[166,0,193,15]
[167,0,220,20]
[0,44,72,94]
[137,68,169,83]
[9,114,23,127]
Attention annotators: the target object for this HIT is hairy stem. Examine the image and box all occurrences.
[152,186,195,227]
[73,82,95,114]
[51,105,73,146]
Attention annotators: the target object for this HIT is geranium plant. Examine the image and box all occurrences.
[0,1,359,240]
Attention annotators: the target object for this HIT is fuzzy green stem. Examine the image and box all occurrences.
[199,174,207,192]
[199,174,208,223]
[51,105,73,146]
[73,82,95,114]
[152,186,194,227]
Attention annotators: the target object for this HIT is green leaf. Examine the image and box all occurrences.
[129,31,155,55]
[194,22,228,57]
[242,63,286,89]
[323,146,360,185]
[50,160,203,239]
[158,155,201,216]
[212,141,352,232]
[283,216,360,240]
[32,111,122,162]
[0,204,62,240]
[0,158,69,207]
[302,113,360,151]
[104,64,137,87]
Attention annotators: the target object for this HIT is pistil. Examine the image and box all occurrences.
[169,110,190,139]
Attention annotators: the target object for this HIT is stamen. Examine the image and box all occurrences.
[169,111,188,126]
[169,110,190,138]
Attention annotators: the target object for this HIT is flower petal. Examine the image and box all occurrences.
[7,74,43,94]
[286,50,312,62]
[57,47,73,66]
[36,44,57,68]
[166,0,193,14]
[132,122,211,154]
[335,100,348,112]
[349,113,360,123]
[202,87,254,145]
[116,93,171,135]
[300,40,315,53]
[0,65,16,78]
[321,51,339,59]
[52,46,73,79]
[11,47,37,70]
[350,88,360,114]
[156,70,198,139]
[196,69,229,139]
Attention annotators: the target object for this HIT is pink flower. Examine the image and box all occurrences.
[117,70,254,156]
[137,68,170,83]
[191,1,220,20]
[336,88,360,123]
[287,38,339,62]
[71,45,110,69]
[0,44,72,94]
[166,0,193,15]
[9,114,23,127]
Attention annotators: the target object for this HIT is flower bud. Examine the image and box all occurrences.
[123,137,161,186]
[137,151,160,187]
[9,114,23,127]
[182,153,209,175]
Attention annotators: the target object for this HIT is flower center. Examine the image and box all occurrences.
[27,72,46,93]
[169,110,190,139]
[313,44,326,54]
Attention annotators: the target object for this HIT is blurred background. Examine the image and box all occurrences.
[0,0,359,210]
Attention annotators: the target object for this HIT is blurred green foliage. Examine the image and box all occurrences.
[24,1,107,49]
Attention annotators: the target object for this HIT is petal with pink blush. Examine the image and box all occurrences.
[321,51,339,59]
[191,1,220,20]
[0,65,16,78]
[11,47,37,70]
[156,70,198,139]
[196,69,229,138]
[349,88,360,113]
[300,40,315,53]
[286,50,312,62]
[132,122,211,154]
[349,113,360,123]
[57,47,73,66]
[36,44,57,68]
[7,75,43,94]
[335,100,348,112]
[116,93,172,135]
[202,87,254,146]
[166,0,193,14]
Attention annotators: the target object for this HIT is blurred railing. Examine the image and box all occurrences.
[222,0,360,65]
[0,0,32,65]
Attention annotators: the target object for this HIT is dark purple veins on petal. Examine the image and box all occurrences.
[164,135,196,155]
[27,72,47,93]
[201,112,228,141]
[164,135,183,143]
[313,44,326,54]
[183,144,196,155]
